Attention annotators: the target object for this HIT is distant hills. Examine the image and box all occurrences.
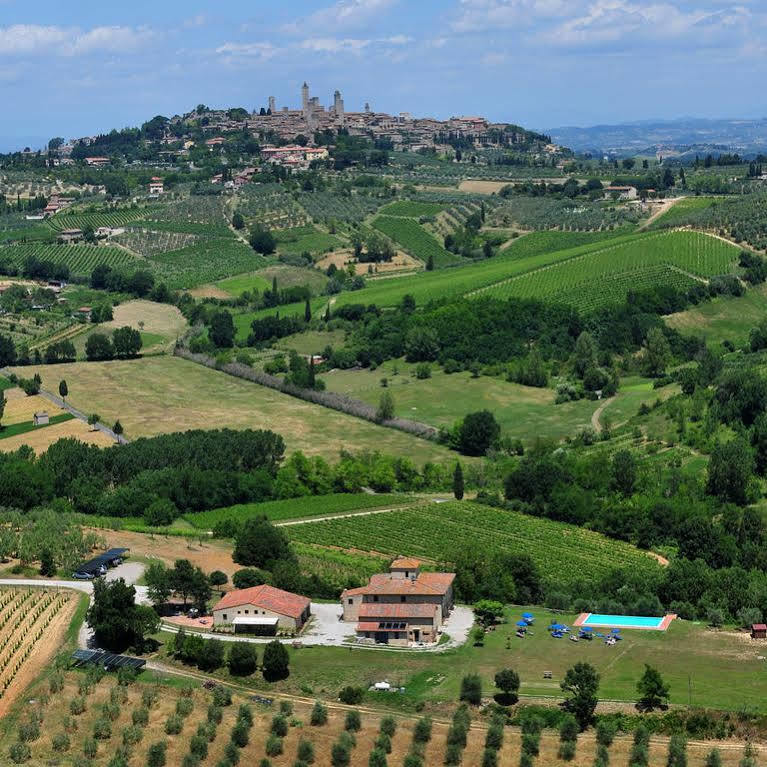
[0,136,48,154]
[547,117,767,158]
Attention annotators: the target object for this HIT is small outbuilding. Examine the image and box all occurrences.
[752,623,767,639]
[33,412,49,426]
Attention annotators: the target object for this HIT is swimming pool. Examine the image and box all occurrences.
[575,613,675,631]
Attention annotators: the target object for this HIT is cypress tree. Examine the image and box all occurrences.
[453,462,464,500]
[304,298,311,322]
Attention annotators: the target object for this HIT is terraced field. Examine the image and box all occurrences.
[47,208,149,231]
[0,242,140,275]
[286,500,661,588]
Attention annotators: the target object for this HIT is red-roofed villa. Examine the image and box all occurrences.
[341,558,455,646]
[212,584,311,635]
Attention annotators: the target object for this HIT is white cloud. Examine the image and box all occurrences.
[215,41,278,60]
[300,37,371,53]
[283,0,398,35]
[452,0,574,32]
[0,23,155,56]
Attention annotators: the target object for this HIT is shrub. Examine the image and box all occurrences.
[208,704,223,724]
[310,701,328,726]
[18,720,40,742]
[482,749,498,767]
[176,697,194,717]
[345,710,362,732]
[558,740,576,761]
[133,707,150,726]
[596,719,617,746]
[230,722,249,748]
[190,734,208,759]
[228,643,258,676]
[338,731,356,750]
[181,756,200,767]
[83,738,98,757]
[413,716,432,743]
[375,733,392,753]
[297,738,315,763]
[271,714,289,737]
[49,673,64,693]
[165,714,183,735]
[521,734,540,756]
[142,688,159,708]
[415,363,431,379]
[485,722,504,750]
[339,686,364,704]
[70,697,86,715]
[52,733,71,752]
[380,716,396,737]
[102,701,121,721]
[146,741,168,767]
[667,734,687,767]
[459,673,482,704]
[93,718,112,740]
[560,714,579,742]
[595,743,609,767]
[280,700,294,717]
[331,742,350,767]
[117,667,138,686]
[8,743,31,764]
[369,747,388,767]
[123,725,143,746]
[212,686,232,707]
[237,704,253,726]
[111,685,128,705]
[444,743,462,766]
[705,749,722,767]
[224,741,241,763]
[403,754,423,767]
[519,753,533,767]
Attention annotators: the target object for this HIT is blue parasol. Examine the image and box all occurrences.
[611,628,621,633]
[516,620,528,627]
[522,612,534,619]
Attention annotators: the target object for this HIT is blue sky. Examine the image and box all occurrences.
[1,0,766,149]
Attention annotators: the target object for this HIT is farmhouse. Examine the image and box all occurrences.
[212,584,311,635]
[604,185,638,200]
[148,177,164,196]
[341,558,455,646]
[58,229,84,243]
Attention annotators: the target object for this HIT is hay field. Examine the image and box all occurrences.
[104,299,188,351]
[11,357,461,463]
[458,179,510,194]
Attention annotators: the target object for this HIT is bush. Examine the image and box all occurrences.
[459,673,482,705]
[558,740,576,761]
[133,707,150,726]
[414,363,431,379]
[237,704,253,726]
[297,739,315,764]
[667,734,687,767]
[444,743,462,766]
[596,719,617,747]
[8,743,31,764]
[519,753,533,767]
[230,722,249,748]
[190,734,208,759]
[560,714,579,742]
[228,643,258,676]
[70,697,86,715]
[271,715,288,737]
[413,716,432,743]
[375,733,392,753]
[165,714,183,735]
[93,718,112,740]
[485,722,504,750]
[331,742,350,767]
[369,747,388,767]
[83,738,98,757]
[403,754,423,767]
[142,688,159,708]
[207,704,223,724]
[482,749,498,767]
[52,733,71,752]
[181,756,200,767]
[595,743,609,767]
[380,716,396,737]
[123,725,143,746]
[176,697,194,717]
[212,686,232,707]
[18,720,40,742]
[345,710,362,732]
[146,741,168,767]
[521,734,540,756]
[310,701,328,726]
[338,686,364,704]
[280,700,294,717]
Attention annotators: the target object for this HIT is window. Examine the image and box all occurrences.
[348,598,353,605]
[400,596,406,603]
[373,595,379,602]
[245,609,249,614]
[223,614,227,620]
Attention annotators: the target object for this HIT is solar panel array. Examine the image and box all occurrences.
[71,649,145,670]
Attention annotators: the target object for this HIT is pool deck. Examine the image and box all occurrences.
[574,613,676,631]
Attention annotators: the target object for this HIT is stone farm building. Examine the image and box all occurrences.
[212,584,311,635]
[341,558,455,646]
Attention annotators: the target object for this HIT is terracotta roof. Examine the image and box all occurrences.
[213,585,310,620]
[361,572,455,597]
[390,558,421,569]
[359,602,438,619]
[753,624,767,630]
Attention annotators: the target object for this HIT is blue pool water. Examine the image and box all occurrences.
[582,614,664,629]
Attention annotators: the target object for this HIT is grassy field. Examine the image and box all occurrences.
[275,329,346,355]
[10,357,463,463]
[664,283,767,347]
[324,362,666,445]
[379,200,447,217]
[233,298,328,342]
[182,492,416,529]
[274,225,344,255]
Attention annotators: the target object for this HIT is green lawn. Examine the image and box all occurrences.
[233,298,328,342]
[0,376,13,393]
[664,284,767,347]
[274,225,344,255]
[155,605,767,713]
[324,362,663,445]
[216,272,272,296]
[275,329,346,356]
[0,412,74,441]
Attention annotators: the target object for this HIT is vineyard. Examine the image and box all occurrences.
[372,215,462,267]
[379,200,446,217]
[113,228,200,257]
[652,192,767,250]
[0,587,78,716]
[650,197,718,229]
[285,500,661,589]
[141,195,233,237]
[476,230,741,311]
[183,493,416,529]
[273,225,344,256]
[47,208,149,232]
[236,184,308,230]
[0,242,140,274]
[149,238,269,289]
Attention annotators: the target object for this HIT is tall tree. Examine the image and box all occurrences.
[262,639,290,681]
[636,664,670,711]
[304,298,312,323]
[210,310,235,348]
[376,391,395,422]
[58,380,68,401]
[453,461,464,500]
[86,578,159,652]
[561,662,600,731]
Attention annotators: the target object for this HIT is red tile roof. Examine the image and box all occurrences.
[342,571,454,598]
[753,624,767,631]
[390,558,421,569]
[213,585,310,620]
[359,602,438,619]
